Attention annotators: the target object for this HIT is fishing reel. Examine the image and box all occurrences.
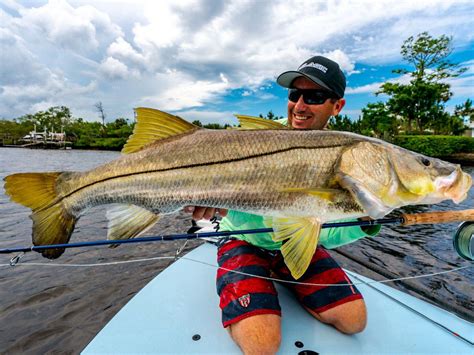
[453,222,474,261]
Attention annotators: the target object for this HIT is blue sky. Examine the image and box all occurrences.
[1,0,473,126]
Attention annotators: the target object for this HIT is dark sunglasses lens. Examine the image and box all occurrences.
[288,89,331,105]
[288,89,300,102]
[305,91,327,105]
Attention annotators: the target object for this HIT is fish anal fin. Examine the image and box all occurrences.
[265,216,321,279]
[234,114,287,130]
[122,108,200,154]
[106,204,159,244]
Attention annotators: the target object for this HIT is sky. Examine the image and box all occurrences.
[1,0,473,126]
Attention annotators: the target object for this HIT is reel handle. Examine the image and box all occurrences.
[401,209,474,226]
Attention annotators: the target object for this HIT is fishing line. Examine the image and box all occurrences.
[0,253,470,288]
[2,249,471,344]
[346,270,474,346]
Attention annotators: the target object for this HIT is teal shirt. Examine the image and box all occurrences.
[220,117,380,249]
[219,210,380,250]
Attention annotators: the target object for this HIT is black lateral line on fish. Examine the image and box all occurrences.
[37,144,345,212]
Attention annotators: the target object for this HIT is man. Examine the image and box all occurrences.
[185,56,380,354]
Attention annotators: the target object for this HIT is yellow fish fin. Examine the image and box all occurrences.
[279,187,341,202]
[265,216,321,279]
[122,107,200,154]
[106,204,159,245]
[4,172,77,259]
[234,114,287,130]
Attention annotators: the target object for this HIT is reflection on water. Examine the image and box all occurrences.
[0,147,472,352]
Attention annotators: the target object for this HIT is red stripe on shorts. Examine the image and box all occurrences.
[217,239,249,257]
[217,253,268,279]
[294,268,349,297]
[314,294,363,314]
[219,277,277,309]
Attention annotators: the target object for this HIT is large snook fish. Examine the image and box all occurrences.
[4,108,472,278]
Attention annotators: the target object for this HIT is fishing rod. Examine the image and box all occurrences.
[1,209,473,261]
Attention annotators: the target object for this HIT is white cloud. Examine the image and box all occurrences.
[0,0,473,121]
[106,37,146,68]
[346,83,383,95]
[99,57,129,79]
[140,70,230,110]
[16,0,122,52]
[176,109,237,125]
[322,49,355,74]
[346,74,412,95]
[447,60,474,97]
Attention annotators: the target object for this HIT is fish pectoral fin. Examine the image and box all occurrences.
[106,204,159,245]
[279,188,341,202]
[122,108,200,154]
[337,175,393,219]
[266,217,321,279]
[234,114,287,130]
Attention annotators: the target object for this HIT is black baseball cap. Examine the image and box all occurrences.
[277,56,346,98]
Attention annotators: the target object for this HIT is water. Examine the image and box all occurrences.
[0,148,472,352]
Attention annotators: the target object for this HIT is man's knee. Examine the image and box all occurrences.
[228,314,281,354]
[309,299,367,335]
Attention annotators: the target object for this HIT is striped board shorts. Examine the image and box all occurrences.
[216,239,363,327]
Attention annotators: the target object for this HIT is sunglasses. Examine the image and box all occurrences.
[288,88,339,105]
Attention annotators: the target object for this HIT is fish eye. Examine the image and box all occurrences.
[421,158,431,167]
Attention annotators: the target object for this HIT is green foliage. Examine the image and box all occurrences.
[454,99,474,123]
[398,31,466,81]
[18,106,73,131]
[376,32,468,135]
[327,114,354,131]
[259,110,283,120]
[0,106,133,150]
[0,119,34,143]
[394,135,474,157]
[360,102,398,139]
[0,106,232,149]
[190,120,229,129]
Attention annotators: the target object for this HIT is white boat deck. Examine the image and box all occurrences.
[82,243,473,354]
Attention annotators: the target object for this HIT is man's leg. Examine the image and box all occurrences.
[306,299,367,334]
[276,246,367,335]
[217,240,282,354]
[228,314,281,355]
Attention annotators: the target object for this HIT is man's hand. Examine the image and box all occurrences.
[358,216,374,233]
[183,206,228,220]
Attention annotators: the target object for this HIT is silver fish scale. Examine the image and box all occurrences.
[61,130,365,220]
[58,129,364,197]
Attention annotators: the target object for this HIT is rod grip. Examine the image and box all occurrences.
[401,209,474,226]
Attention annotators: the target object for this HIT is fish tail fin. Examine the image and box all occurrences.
[4,172,77,259]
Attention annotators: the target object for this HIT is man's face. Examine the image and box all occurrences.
[287,77,345,130]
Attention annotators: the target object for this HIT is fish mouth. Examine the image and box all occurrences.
[436,168,472,204]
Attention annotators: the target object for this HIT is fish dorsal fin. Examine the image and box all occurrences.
[106,204,159,243]
[265,216,321,279]
[234,114,287,130]
[122,107,199,154]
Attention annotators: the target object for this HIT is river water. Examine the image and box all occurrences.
[0,147,472,353]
